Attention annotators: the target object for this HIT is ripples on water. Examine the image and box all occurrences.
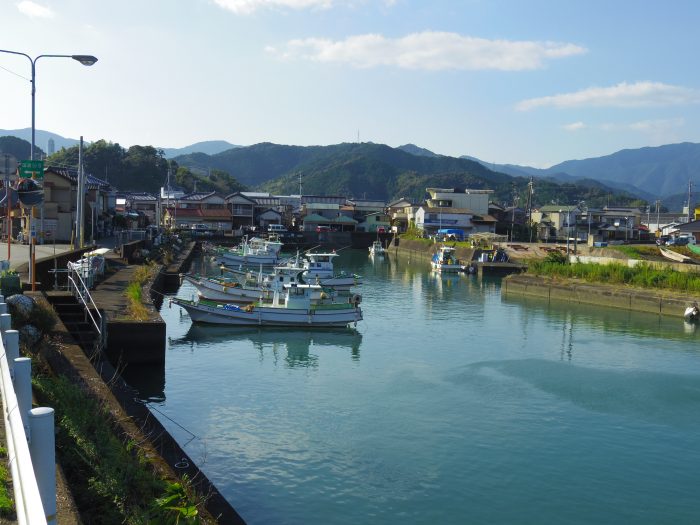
[136,250,700,524]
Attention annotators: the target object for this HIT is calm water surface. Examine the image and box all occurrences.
[135,250,700,524]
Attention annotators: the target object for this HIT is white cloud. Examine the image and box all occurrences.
[562,121,586,131]
[517,81,700,111]
[269,31,586,71]
[599,118,685,133]
[214,0,333,14]
[16,1,54,18]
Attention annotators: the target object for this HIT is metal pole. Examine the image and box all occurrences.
[3,155,9,260]
[76,137,83,249]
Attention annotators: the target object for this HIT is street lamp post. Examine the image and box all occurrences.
[0,49,97,290]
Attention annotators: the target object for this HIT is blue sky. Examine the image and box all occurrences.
[2,0,700,167]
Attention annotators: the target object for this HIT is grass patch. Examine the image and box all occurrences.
[125,262,160,321]
[32,373,204,524]
[608,245,662,259]
[527,260,700,293]
[0,445,14,519]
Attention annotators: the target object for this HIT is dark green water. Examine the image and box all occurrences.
[143,250,700,524]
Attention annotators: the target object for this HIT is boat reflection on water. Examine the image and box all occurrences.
[169,324,363,368]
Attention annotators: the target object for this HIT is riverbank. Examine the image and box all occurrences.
[502,273,699,318]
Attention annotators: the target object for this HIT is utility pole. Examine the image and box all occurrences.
[688,179,693,223]
[656,199,661,236]
[75,136,84,249]
[526,177,534,242]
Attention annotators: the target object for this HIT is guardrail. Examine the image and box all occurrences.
[68,269,105,351]
[0,297,55,524]
[49,267,105,351]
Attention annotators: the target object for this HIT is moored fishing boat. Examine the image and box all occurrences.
[369,240,386,258]
[183,264,324,303]
[172,283,363,327]
[431,245,465,272]
[287,251,361,291]
[215,235,284,266]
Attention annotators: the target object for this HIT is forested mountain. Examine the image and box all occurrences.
[45,139,246,194]
[175,142,643,207]
[0,135,44,160]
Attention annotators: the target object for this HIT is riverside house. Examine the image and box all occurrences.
[42,166,112,242]
[416,188,496,236]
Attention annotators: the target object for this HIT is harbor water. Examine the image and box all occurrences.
[134,249,700,524]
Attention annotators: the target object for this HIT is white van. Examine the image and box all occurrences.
[267,224,288,233]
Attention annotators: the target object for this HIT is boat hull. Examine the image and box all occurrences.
[176,300,363,327]
[183,275,264,303]
[430,262,464,272]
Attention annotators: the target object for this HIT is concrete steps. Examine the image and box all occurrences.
[46,294,100,352]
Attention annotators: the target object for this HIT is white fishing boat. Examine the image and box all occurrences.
[369,240,386,257]
[659,247,693,264]
[182,264,323,303]
[216,236,284,266]
[684,302,699,322]
[172,283,363,327]
[286,251,360,291]
[431,245,465,272]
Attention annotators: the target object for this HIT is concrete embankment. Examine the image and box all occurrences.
[502,273,699,318]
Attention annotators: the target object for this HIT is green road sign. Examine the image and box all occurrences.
[19,159,44,179]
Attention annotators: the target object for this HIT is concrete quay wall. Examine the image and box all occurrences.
[502,274,698,318]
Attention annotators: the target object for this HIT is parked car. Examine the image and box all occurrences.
[666,237,689,246]
[655,235,669,246]
[316,226,330,233]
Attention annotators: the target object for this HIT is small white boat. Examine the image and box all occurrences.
[173,283,363,327]
[659,247,693,264]
[216,236,284,266]
[684,302,699,322]
[431,245,465,272]
[369,240,386,257]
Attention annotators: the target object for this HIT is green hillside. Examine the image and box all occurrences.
[46,139,246,194]
[175,141,643,207]
[0,135,44,161]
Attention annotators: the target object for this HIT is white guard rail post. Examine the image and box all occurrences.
[0,316,47,524]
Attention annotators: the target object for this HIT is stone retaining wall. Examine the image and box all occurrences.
[502,274,698,318]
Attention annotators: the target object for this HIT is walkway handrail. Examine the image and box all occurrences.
[67,273,102,337]
[0,338,47,524]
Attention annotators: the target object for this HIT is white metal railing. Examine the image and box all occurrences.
[0,303,51,524]
[67,270,103,346]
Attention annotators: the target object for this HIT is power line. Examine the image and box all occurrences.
[0,63,30,81]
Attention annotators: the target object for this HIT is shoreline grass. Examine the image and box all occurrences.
[527,259,700,293]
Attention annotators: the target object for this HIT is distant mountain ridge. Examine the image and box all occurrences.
[464,142,700,199]
[173,141,641,207]
[161,140,239,158]
[0,129,239,159]
[0,128,79,153]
